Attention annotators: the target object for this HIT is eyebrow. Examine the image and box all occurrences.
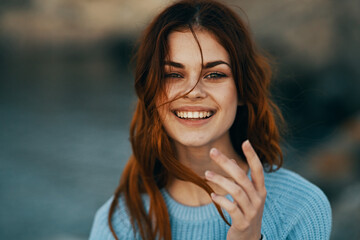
[164,60,230,69]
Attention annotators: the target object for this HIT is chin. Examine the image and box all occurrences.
[173,135,214,148]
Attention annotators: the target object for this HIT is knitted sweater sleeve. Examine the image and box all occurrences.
[270,169,332,240]
[285,184,332,239]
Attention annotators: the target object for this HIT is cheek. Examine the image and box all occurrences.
[222,87,238,121]
[166,82,185,100]
[219,85,238,107]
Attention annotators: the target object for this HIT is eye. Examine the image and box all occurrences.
[204,72,227,80]
[165,73,183,79]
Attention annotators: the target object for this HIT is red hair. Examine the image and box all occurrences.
[108,0,284,239]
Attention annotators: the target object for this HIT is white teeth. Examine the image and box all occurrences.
[175,111,213,119]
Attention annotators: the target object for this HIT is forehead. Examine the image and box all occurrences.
[166,29,230,64]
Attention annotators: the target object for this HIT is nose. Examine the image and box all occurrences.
[184,79,207,100]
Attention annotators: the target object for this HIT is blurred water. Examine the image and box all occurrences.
[0,56,136,239]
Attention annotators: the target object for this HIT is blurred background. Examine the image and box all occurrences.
[0,0,359,239]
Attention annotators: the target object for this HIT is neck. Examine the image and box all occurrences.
[166,133,248,206]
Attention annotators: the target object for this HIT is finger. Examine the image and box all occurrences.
[242,140,265,193]
[209,148,258,201]
[210,193,244,222]
[205,170,252,212]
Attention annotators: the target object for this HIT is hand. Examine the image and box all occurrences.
[205,140,266,240]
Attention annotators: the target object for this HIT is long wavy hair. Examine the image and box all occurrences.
[108,0,284,239]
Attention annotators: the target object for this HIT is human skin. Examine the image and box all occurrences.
[158,29,266,240]
[160,29,238,149]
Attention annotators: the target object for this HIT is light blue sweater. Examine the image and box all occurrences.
[89,168,332,239]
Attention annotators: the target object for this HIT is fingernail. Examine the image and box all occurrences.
[244,139,250,148]
[205,170,214,178]
[210,148,219,156]
[210,192,217,199]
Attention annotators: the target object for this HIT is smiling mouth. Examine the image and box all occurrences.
[173,110,215,119]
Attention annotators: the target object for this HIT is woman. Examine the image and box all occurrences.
[90,0,332,239]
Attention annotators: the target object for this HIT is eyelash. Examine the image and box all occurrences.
[165,73,183,79]
[204,72,227,79]
[164,72,227,80]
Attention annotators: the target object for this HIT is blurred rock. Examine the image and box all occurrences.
[309,113,359,178]
[228,0,336,67]
[331,182,360,239]
[0,0,167,46]
[304,113,360,195]
[1,0,359,69]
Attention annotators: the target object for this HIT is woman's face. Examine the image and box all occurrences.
[158,29,238,148]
